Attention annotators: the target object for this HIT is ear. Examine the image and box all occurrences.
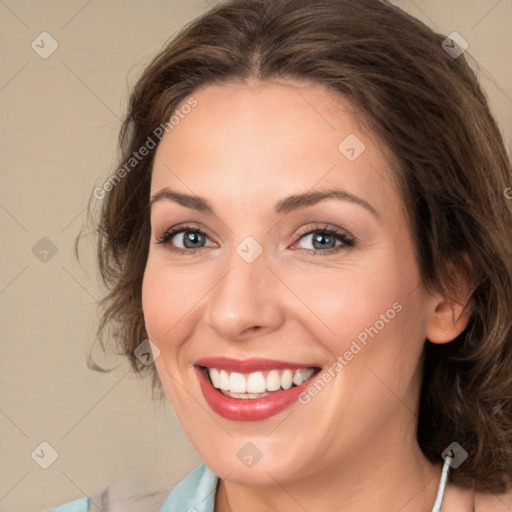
[425,254,474,345]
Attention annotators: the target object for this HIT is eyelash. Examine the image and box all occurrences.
[154,223,356,256]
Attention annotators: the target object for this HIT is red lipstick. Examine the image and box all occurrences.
[194,357,320,422]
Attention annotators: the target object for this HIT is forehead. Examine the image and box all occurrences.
[151,79,402,221]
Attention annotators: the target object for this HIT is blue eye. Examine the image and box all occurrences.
[155,225,213,255]
[294,227,355,254]
[155,224,355,256]
[169,230,205,249]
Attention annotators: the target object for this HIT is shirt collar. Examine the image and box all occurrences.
[160,463,219,512]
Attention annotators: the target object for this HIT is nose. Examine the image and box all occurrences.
[204,245,285,341]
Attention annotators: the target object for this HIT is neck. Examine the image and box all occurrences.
[215,434,443,512]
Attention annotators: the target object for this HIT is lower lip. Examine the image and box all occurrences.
[195,366,319,422]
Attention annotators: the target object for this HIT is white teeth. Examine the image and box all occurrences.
[219,370,230,391]
[209,368,220,388]
[281,369,293,390]
[223,391,270,399]
[229,372,247,393]
[299,368,315,383]
[247,372,267,393]
[206,366,316,395]
[266,370,281,391]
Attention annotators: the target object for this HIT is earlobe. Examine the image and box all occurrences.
[426,299,472,344]
[425,254,474,344]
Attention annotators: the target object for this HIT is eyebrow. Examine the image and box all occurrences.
[149,187,379,219]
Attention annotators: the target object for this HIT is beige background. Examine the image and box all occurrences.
[1,1,511,511]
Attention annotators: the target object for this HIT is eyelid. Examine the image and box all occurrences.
[154,222,356,254]
[154,222,216,247]
[290,223,355,253]
[293,223,354,241]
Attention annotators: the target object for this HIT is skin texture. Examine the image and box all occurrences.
[142,79,475,511]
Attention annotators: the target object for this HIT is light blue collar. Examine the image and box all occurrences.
[159,458,450,512]
[160,463,219,512]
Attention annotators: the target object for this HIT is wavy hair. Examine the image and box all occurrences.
[78,0,512,493]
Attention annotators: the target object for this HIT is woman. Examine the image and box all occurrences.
[46,0,512,510]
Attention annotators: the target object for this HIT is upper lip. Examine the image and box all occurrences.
[195,357,319,373]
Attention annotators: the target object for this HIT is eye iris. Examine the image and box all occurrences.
[312,232,335,249]
[183,231,204,248]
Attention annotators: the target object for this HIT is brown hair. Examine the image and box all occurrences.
[78,0,512,493]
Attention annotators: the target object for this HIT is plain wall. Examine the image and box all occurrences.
[1,1,511,511]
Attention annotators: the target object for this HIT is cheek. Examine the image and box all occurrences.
[141,268,172,343]
[331,262,426,407]
[141,257,206,344]
[290,248,424,409]
[285,253,416,351]
[141,261,199,410]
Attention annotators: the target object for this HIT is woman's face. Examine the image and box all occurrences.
[142,79,436,485]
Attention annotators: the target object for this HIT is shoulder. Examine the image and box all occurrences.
[445,482,512,512]
[41,477,170,512]
[40,465,218,512]
[160,463,219,511]
[42,496,90,512]
[474,487,512,512]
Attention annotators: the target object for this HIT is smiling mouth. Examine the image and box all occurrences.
[198,365,321,399]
